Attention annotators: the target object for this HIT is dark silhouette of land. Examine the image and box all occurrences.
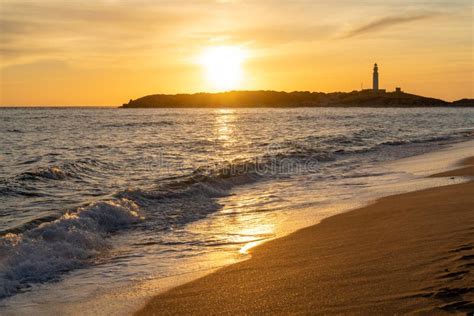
[121,90,473,108]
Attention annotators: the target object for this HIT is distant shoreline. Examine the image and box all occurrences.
[122,90,473,108]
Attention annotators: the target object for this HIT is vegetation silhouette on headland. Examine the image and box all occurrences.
[121,90,473,108]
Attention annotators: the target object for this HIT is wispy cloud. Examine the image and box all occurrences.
[0,1,212,67]
[190,24,335,47]
[342,14,434,38]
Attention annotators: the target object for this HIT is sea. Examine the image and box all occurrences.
[0,107,473,314]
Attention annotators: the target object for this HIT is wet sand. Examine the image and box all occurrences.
[137,157,474,315]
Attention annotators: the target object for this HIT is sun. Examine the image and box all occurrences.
[199,46,247,91]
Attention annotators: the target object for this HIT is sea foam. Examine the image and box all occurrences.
[0,199,142,298]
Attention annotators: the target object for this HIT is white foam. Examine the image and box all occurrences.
[0,199,143,298]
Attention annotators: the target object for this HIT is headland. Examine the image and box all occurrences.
[122,90,473,108]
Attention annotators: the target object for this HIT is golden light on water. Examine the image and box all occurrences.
[215,109,236,144]
[239,240,265,254]
[237,223,275,254]
[199,46,248,91]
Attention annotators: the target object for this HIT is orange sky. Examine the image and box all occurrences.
[0,0,472,105]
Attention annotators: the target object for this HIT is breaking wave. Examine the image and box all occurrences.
[15,158,110,182]
[0,199,142,298]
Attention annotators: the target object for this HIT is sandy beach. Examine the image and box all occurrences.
[138,157,474,315]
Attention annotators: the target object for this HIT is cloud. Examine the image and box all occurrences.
[0,1,460,70]
[342,14,434,38]
[190,24,335,47]
[0,1,211,67]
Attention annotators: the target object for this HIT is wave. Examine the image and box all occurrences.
[379,140,409,146]
[0,182,50,198]
[0,199,142,298]
[9,128,472,186]
[0,161,265,297]
[6,129,23,133]
[19,166,71,180]
[121,129,473,201]
[116,170,261,229]
[15,158,110,182]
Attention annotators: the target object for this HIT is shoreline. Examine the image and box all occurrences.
[137,156,474,314]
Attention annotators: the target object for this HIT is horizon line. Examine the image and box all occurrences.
[1,89,472,107]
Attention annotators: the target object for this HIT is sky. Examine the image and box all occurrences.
[0,0,472,106]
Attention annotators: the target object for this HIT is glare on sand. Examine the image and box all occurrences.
[200,46,247,90]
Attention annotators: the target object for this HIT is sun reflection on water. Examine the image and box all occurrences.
[239,239,266,254]
[215,109,236,144]
[198,194,279,256]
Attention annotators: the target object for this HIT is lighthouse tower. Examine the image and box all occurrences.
[373,63,379,91]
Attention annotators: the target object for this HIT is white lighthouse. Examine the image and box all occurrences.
[373,63,379,91]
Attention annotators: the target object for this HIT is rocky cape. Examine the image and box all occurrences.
[121,90,473,108]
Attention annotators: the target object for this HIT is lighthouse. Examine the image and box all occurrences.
[373,63,379,91]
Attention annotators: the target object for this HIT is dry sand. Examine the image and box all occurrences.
[137,158,474,315]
